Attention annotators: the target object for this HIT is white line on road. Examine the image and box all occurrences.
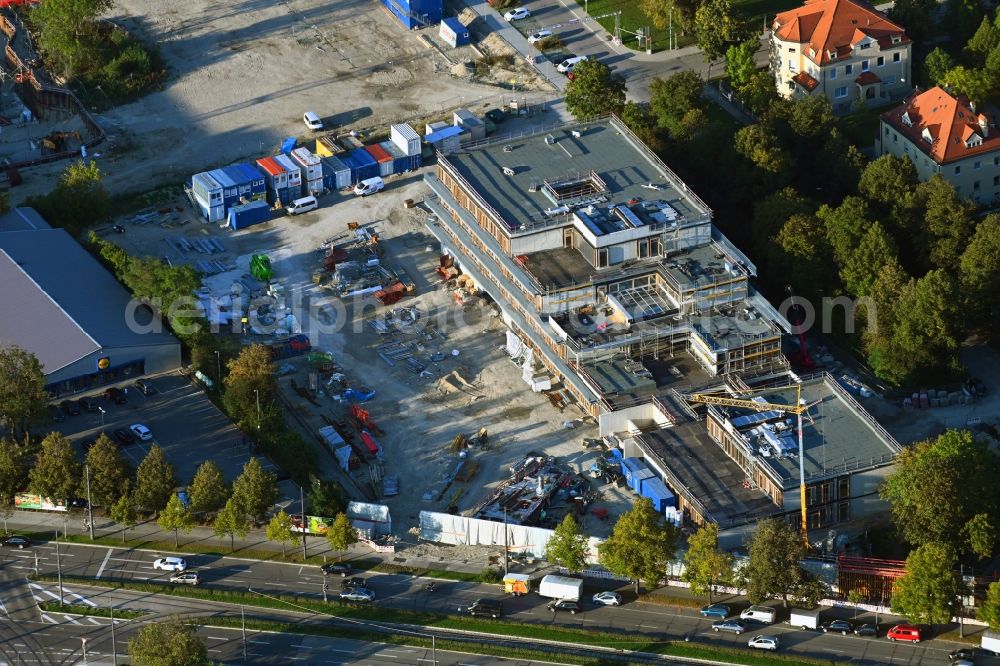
[206,637,229,641]
[207,649,223,653]
[87,617,102,625]
[95,548,113,580]
[64,590,97,607]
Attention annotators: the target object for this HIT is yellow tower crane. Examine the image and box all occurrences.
[686,385,813,549]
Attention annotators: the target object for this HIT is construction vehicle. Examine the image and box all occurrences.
[40,130,81,153]
[250,254,273,281]
[685,385,817,549]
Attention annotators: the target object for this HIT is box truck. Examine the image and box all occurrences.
[981,629,1000,654]
[789,608,821,629]
[538,574,583,601]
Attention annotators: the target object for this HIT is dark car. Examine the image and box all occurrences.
[113,429,135,445]
[484,108,505,123]
[712,619,748,635]
[342,577,367,590]
[60,400,80,416]
[700,604,730,618]
[854,623,879,637]
[79,397,99,413]
[134,380,156,396]
[104,387,127,404]
[321,563,352,577]
[547,599,582,615]
[822,620,854,635]
[462,598,502,619]
[1,535,31,549]
[47,405,65,423]
[949,648,979,660]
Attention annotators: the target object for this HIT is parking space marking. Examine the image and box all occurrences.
[95,548,113,579]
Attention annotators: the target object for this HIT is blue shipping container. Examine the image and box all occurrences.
[383,0,442,29]
[208,168,240,208]
[234,162,267,196]
[222,166,253,199]
[621,457,654,493]
[228,200,271,230]
[349,147,379,182]
[323,155,351,190]
[639,477,676,512]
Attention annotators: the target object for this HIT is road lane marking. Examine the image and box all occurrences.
[65,590,97,606]
[87,617,102,624]
[207,637,229,641]
[95,549,113,580]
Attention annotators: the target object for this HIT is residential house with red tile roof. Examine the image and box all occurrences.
[770,0,912,112]
[880,86,1000,203]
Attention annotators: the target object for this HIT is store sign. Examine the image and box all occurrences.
[97,357,111,370]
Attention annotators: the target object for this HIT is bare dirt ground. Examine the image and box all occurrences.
[106,173,634,549]
[9,0,550,202]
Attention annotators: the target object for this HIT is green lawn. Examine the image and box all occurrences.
[733,0,804,24]
[569,0,673,52]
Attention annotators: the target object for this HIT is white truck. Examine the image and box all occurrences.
[538,574,583,602]
[789,608,821,630]
[981,629,1000,654]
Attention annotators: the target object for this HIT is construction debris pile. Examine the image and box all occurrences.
[315,223,415,304]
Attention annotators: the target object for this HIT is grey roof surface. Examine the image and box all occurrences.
[719,378,901,488]
[0,207,51,232]
[0,227,177,374]
[661,243,746,292]
[520,246,595,289]
[443,118,710,232]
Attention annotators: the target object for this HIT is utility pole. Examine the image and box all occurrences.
[254,389,261,431]
[300,485,307,559]
[322,579,328,602]
[55,531,64,606]
[215,350,222,384]
[432,635,436,665]
[241,605,247,664]
[110,594,118,666]
[669,7,674,51]
[503,507,509,575]
[85,464,95,540]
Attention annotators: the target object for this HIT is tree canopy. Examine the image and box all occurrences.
[681,524,733,602]
[545,514,589,574]
[133,445,178,514]
[223,344,278,433]
[648,71,707,141]
[128,618,209,666]
[740,519,811,607]
[0,346,49,438]
[158,493,195,548]
[327,512,359,560]
[214,497,249,551]
[29,432,81,501]
[188,460,229,515]
[231,457,279,523]
[267,509,298,556]
[564,59,626,120]
[891,542,962,625]
[85,434,131,508]
[598,497,679,592]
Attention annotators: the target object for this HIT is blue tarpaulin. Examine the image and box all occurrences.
[281,137,297,154]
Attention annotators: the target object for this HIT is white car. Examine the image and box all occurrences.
[303,111,323,131]
[591,591,622,606]
[340,588,375,602]
[748,635,780,651]
[170,572,200,585]
[153,557,187,572]
[557,55,588,73]
[528,29,552,44]
[504,7,530,20]
[130,423,153,441]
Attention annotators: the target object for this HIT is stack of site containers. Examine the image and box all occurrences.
[289,147,324,195]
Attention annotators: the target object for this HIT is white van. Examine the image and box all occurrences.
[303,111,323,131]
[354,176,385,197]
[740,605,777,625]
[287,195,318,215]
[557,55,588,73]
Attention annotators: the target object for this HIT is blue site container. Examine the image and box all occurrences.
[621,457,654,493]
[383,0,442,29]
[208,168,239,208]
[323,155,351,190]
[639,476,676,512]
[222,165,256,200]
[348,147,379,182]
[228,200,271,230]
[439,17,469,47]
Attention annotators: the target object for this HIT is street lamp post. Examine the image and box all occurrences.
[110,594,117,666]
[98,406,105,426]
[241,604,247,664]
[215,350,222,384]
[55,531,64,606]
[254,389,261,430]
[85,464,94,539]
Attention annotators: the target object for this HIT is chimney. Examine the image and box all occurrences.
[979,113,989,137]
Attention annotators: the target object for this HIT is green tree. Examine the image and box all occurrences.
[740,519,808,607]
[29,432,81,500]
[0,438,29,508]
[734,124,791,173]
[214,497,249,552]
[640,0,697,33]
[858,154,918,230]
[327,512,359,560]
[888,0,936,41]
[751,188,814,263]
[309,477,348,518]
[962,513,996,559]
[840,222,898,298]
[943,65,993,104]
[771,213,832,300]
[949,0,990,45]
[980,582,1000,630]
[85,434,131,509]
[598,497,679,593]
[620,101,664,153]
[133,445,177,514]
[924,47,957,85]
[128,617,209,666]
[545,514,588,574]
[564,59,627,120]
[725,39,758,92]
[110,489,137,544]
[914,175,976,271]
[231,457,279,523]
[223,344,278,433]
[881,430,1000,550]
[891,542,961,625]
[648,71,706,140]
[887,270,962,382]
[681,523,733,603]
[157,493,195,548]
[967,15,1000,60]
[784,95,835,140]
[188,460,229,515]
[739,69,780,117]
[266,509,297,556]
[694,0,748,67]
[0,346,49,438]
[960,214,1000,328]
[121,258,203,334]
[862,258,911,378]
[818,196,871,266]
[30,0,114,77]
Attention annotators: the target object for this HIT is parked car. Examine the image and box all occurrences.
[951,660,975,666]
[592,591,622,606]
[303,111,324,131]
[321,563,352,577]
[60,400,80,416]
[104,387,127,404]
[822,620,853,635]
[748,635,780,651]
[712,619,747,635]
[699,603,730,618]
[854,623,879,637]
[79,397,100,413]
[547,599,581,614]
[886,624,922,642]
[113,429,135,445]
[557,55,588,73]
[170,572,200,585]
[503,7,530,20]
[484,108,505,124]
[47,405,65,422]
[130,424,153,441]
[528,29,552,44]
[461,598,502,618]
[134,380,156,396]
[153,557,187,572]
[342,577,367,590]
[949,649,979,660]
[1,535,31,549]
[340,588,375,602]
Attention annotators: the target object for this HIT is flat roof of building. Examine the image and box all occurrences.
[661,243,747,292]
[715,376,901,488]
[639,422,778,525]
[693,308,779,351]
[441,117,711,233]
[520,246,595,290]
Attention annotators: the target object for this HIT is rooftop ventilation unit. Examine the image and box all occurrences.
[502,167,516,176]
[503,145,513,153]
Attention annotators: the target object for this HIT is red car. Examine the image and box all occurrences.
[886,624,922,642]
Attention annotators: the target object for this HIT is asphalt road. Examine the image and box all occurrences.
[3,541,991,666]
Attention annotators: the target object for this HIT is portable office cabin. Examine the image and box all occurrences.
[191,172,224,209]
[208,168,240,208]
[425,125,463,155]
[273,154,303,197]
[222,166,253,200]
[322,155,351,190]
[440,17,470,47]
[228,200,271,230]
[638,476,676,512]
[365,143,394,178]
[453,109,486,143]
[382,0,442,30]
[348,147,379,182]
[382,141,417,175]
[290,147,324,194]
[256,157,290,205]
[237,162,267,198]
[621,457,654,493]
[390,123,421,157]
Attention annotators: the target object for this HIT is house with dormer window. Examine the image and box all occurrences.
[770,0,912,112]
[879,87,1000,203]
